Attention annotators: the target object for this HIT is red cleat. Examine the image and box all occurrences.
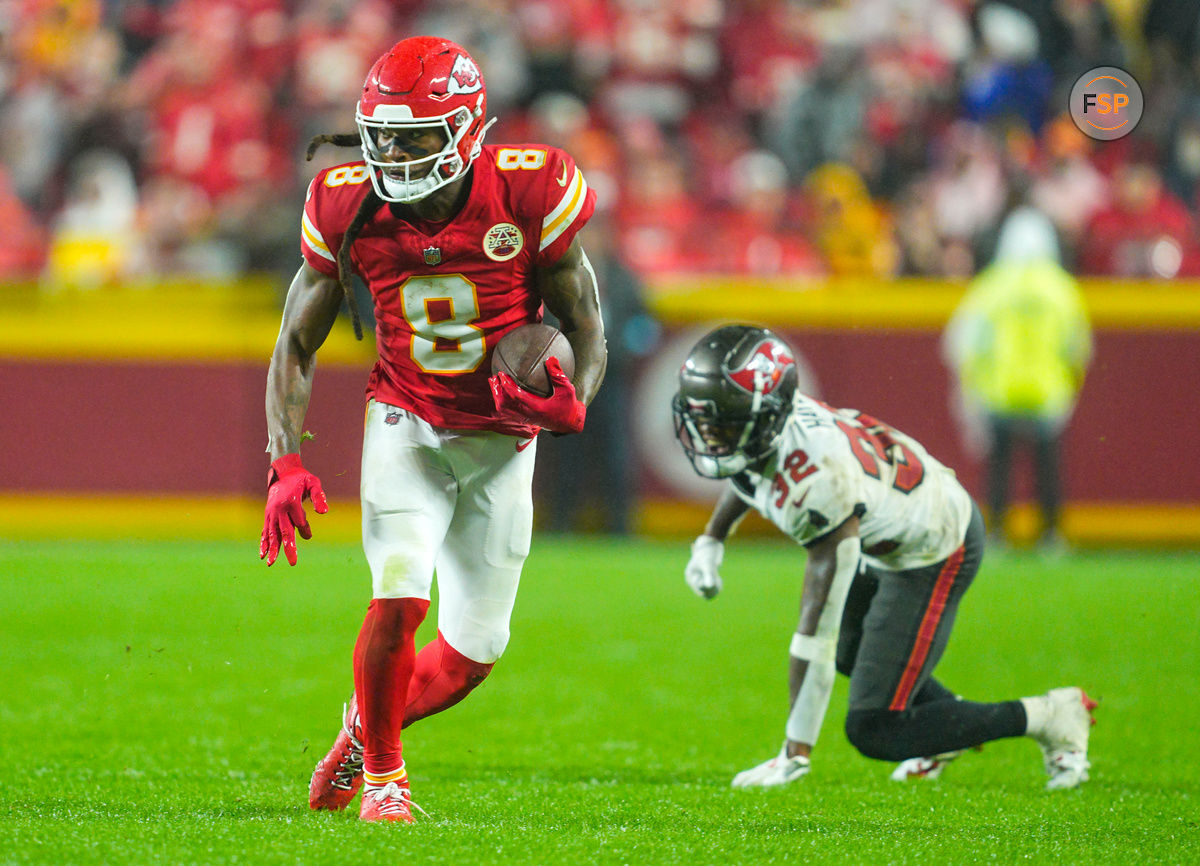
[359,782,419,824]
[1082,690,1099,721]
[308,695,364,810]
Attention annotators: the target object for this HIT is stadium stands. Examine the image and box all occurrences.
[5,0,1199,285]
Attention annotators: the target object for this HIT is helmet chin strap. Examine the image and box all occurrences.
[360,113,496,204]
[732,370,767,456]
[379,169,442,202]
[693,452,751,479]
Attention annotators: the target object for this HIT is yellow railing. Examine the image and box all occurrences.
[646,275,1200,329]
[0,277,375,363]
[4,275,1198,364]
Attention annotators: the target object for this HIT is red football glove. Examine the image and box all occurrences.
[489,356,586,434]
[259,453,328,566]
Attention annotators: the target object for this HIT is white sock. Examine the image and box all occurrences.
[1021,695,1049,736]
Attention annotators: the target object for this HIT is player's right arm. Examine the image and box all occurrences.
[266,261,343,458]
[685,486,752,600]
[703,485,752,541]
[260,261,342,566]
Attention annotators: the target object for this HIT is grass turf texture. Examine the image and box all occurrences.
[1,538,1198,864]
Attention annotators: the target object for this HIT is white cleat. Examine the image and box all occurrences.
[1025,686,1098,790]
[731,742,811,788]
[890,750,966,782]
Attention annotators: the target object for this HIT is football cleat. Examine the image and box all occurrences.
[731,742,811,788]
[891,745,982,782]
[1028,687,1098,790]
[359,782,426,824]
[308,696,364,810]
[890,750,965,782]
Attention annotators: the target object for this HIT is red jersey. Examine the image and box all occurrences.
[300,144,596,436]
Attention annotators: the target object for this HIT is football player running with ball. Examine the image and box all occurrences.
[673,325,1095,791]
[260,37,605,822]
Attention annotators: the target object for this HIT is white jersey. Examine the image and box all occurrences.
[730,395,973,571]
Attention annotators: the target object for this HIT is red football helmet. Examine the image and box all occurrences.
[355,36,495,203]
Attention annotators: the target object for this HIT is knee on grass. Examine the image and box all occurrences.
[844,708,914,761]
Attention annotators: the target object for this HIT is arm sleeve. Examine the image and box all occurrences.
[786,536,861,745]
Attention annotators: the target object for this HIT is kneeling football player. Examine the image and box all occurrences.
[672,325,1096,790]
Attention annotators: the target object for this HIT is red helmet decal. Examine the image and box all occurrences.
[448,54,483,95]
[727,339,794,394]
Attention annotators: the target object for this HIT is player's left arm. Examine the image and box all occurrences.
[785,514,863,759]
[729,513,862,788]
[535,234,607,406]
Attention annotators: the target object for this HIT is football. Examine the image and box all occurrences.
[491,323,575,397]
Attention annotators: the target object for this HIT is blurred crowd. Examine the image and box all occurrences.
[6,0,1200,288]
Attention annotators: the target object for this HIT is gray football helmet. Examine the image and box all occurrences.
[672,325,799,478]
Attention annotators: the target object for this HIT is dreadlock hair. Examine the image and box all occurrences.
[307,133,379,341]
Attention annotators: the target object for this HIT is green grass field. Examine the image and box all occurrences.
[1,537,1198,864]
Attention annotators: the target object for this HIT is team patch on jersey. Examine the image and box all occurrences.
[483,222,524,261]
[727,339,795,395]
[448,54,483,95]
[423,246,442,265]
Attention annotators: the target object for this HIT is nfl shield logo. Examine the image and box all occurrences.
[423,246,442,265]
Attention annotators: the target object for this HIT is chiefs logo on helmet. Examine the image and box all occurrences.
[447,54,483,96]
[727,340,795,395]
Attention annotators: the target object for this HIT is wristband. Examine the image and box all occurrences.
[268,452,304,486]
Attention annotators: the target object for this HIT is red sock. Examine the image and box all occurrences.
[353,597,429,778]
[403,631,494,728]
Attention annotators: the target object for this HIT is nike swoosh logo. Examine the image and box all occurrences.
[516,438,534,452]
[557,163,569,187]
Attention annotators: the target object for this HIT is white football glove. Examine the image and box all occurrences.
[731,742,811,788]
[685,535,724,599]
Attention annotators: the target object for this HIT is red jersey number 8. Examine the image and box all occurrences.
[496,148,547,171]
[325,166,369,187]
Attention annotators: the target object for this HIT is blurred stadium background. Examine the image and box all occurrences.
[2,0,1198,548]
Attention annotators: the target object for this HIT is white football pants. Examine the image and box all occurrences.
[360,401,536,664]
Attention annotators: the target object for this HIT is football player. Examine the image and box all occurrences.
[260,37,606,823]
[673,325,1096,790]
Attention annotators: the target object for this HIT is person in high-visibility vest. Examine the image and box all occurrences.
[943,206,1092,549]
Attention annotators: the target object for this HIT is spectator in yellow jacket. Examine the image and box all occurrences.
[943,206,1092,549]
